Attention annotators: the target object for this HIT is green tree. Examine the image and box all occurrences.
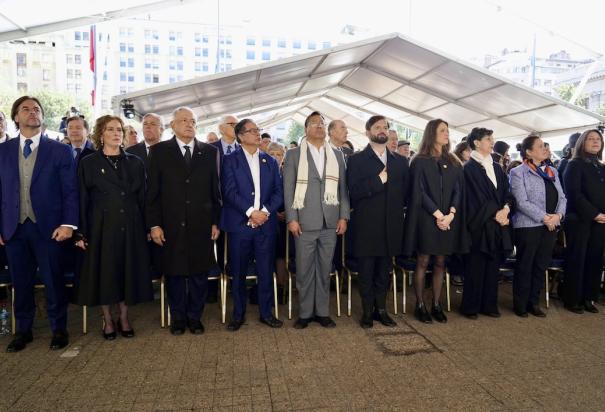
[394,123,422,150]
[555,83,588,108]
[34,90,92,131]
[285,121,304,144]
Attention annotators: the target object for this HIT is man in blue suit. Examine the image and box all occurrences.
[220,118,283,331]
[0,96,78,352]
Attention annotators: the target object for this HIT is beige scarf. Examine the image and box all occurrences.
[471,150,497,189]
[292,138,340,209]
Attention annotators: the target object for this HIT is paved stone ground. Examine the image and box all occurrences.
[1,281,605,411]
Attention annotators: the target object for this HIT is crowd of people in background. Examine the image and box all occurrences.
[0,95,604,354]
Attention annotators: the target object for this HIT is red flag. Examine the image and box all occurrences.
[89,25,96,106]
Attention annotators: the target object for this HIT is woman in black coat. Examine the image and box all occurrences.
[403,119,468,324]
[562,129,605,314]
[75,115,153,340]
[460,128,513,319]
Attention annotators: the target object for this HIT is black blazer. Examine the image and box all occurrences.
[347,145,409,257]
[126,141,150,170]
[146,137,221,276]
[464,158,514,256]
[563,157,605,222]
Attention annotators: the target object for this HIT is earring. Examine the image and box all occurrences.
[100,139,104,146]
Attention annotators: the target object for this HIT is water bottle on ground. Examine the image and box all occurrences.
[0,305,10,336]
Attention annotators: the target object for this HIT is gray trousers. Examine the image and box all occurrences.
[295,227,337,318]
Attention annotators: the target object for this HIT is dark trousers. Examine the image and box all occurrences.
[166,273,208,322]
[5,220,68,334]
[513,226,557,311]
[563,220,605,306]
[357,256,391,313]
[228,230,275,320]
[206,231,226,302]
[461,251,500,315]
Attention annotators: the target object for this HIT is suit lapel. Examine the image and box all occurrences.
[238,149,254,187]
[306,146,322,179]
[259,152,270,198]
[31,135,49,184]
[169,136,190,175]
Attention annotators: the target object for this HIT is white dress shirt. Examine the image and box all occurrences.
[220,139,238,155]
[175,136,195,156]
[372,146,388,166]
[308,143,325,177]
[19,132,41,151]
[243,149,269,218]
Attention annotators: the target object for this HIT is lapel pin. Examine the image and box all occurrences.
[262,158,267,163]
[443,164,448,169]
[101,168,105,174]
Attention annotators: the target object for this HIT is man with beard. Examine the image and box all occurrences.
[283,111,350,329]
[346,115,409,328]
[0,96,78,351]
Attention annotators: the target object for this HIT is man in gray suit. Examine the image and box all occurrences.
[283,111,350,329]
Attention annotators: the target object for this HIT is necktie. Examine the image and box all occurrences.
[74,147,82,159]
[184,145,192,166]
[23,139,33,159]
[226,145,232,154]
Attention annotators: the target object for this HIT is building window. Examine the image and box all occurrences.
[42,69,50,81]
[177,61,184,71]
[152,30,159,40]
[119,28,126,37]
[278,39,286,48]
[119,43,126,52]
[103,71,107,81]
[169,76,176,83]
[194,32,201,43]
[177,47,183,56]
[152,60,159,69]
[128,58,134,68]
[144,59,151,69]
[322,41,331,49]
[203,35,209,43]
[169,31,176,41]
[203,63,208,72]
[203,48,208,57]
[75,31,81,41]
[128,73,135,82]
[67,69,74,79]
[145,30,151,40]
[293,40,301,49]
[120,58,126,68]
[144,44,151,54]
[153,74,159,83]
[195,47,201,57]
[246,50,255,60]
[75,54,81,64]
[308,41,316,50]
[262,51,270,60]
[177,75,183,81]
[128,28,134,37]
[225,64,232,71]
[120,86,127,94]
[75,69,82,79]
[169,46,175,56]
[16,52,26,66]
[75,84,82,94]
[66,54,73,64]
[225,49,232,59]
[82,31,89,41]
[169,61,176,70]
[152,45,159,54]
[128,44,134,53]
[145,73,152,83]
[246,37,255,46]
[195,61,202,71]
[120,72,126,81]
[262,39,271,47]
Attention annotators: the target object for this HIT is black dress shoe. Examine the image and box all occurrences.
[414,304,433,324]
[431,304,448,323]
[6,331,33,353]
[227,319,245,331]
[260,316,283,328]
[117,320,135,338]
[527,306,546,318]
[462,313,478,320]
[481,311,501,318]
[294,317,312,329]
[102,320,117,341]
[373,309,397,327]
[315,316,336,328]
[514,309,528,318]
[360,313,373,329]
[564,303,584,314]
[170,320,187,335]
[50,330,69,350]
[188,319,204,334]
[584,301,599,313]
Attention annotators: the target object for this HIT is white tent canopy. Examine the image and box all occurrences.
[113,32,605,146]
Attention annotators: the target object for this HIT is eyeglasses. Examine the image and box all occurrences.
[243,128,262,134]
[308,122,325,128]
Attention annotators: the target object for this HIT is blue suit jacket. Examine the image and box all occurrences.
[0,135,78,241]
[219,148,283,235]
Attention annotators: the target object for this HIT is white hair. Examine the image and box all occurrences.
[171,106,197,121]
[219,114,237,125]
[142,112,165,126]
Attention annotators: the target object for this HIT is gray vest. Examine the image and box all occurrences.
[18,145,38,223]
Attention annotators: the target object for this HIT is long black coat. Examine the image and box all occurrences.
[347,145,409,257]
[126,142,150,170]
[563,158,605,221]
[146,137,221,276]
[75,150,153,306]
[464,158,514,257]
[403,156,468,256]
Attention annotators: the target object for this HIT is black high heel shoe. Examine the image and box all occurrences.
[117,319,135,338]
[102,319,117,341]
